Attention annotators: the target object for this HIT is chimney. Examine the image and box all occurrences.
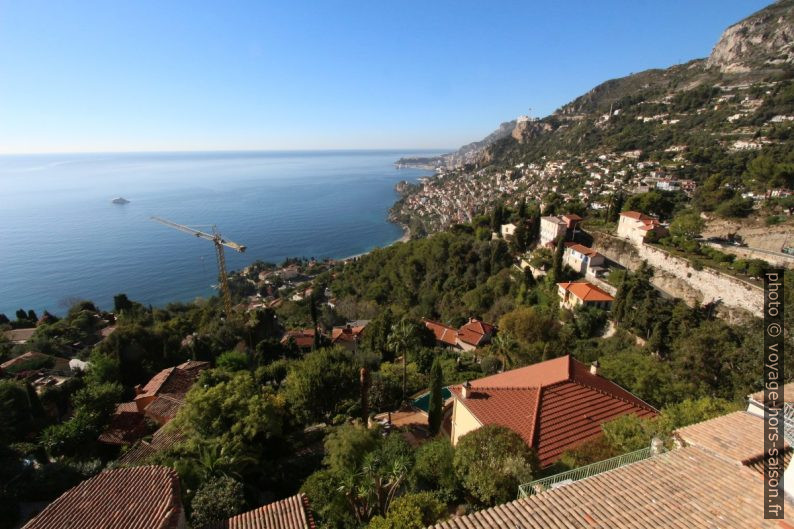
[590,360,600,376]
[462,380,471,399]
[650,436,664,456]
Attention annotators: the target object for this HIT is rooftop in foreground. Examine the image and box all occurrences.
[432,409,793,529]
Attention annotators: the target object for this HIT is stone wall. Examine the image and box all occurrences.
[591,232,763,318]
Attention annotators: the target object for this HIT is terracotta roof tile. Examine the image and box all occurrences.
[119,426,186,466]
[457,319,495,347]
[22,466,184,529]
[564,242,601,258]
[675,410,787,465]
[558,281,615,302]
[451,356,657,467]
[431,445,792,529]
[423,320,459,347]
[202,493,315,529]
[98,403,149,445]
[619,210,655,221]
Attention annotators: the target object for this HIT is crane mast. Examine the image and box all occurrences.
[151,216,246,317]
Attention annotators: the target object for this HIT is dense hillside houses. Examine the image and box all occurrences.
[448,355,656,466]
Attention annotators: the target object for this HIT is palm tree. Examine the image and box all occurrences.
[490,331,518,370]
[387,318,418,405]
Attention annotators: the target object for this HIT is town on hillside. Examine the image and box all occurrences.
[3,1,794,528]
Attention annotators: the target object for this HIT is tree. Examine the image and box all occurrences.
[216,350,249,371]
[189,476,246,527]
[412,437,458,502]
[387,319,420,405]
[172,370,285,460]
[427,358,443,435]
[0,381,34,444]
[367,492,446,529]
[669,211,705,239]
[453,425,538,506]
[552,236,564,280]
[113,293,133,313]
[283,347,359,424]
[323,424,380,476]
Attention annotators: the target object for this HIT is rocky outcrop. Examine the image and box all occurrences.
[511,118,553,143]
[707,0,794,73]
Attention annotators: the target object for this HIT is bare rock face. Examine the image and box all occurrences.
[707,0,794,73]
[511,119,552,143]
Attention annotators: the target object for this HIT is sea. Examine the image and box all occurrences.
[0,150,439,316]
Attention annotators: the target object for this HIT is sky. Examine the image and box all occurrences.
[0,0,774,154]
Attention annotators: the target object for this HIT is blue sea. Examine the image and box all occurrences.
[0,150,437,316]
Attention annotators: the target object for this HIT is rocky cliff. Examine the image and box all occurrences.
[707,0,794,72]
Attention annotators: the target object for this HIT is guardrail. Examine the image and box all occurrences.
[517,447,652,498]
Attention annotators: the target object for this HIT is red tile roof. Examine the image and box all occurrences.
[423,320,459,347]
[619,210,655,221]
[457,318,495,347]
[558,281,615,302]
[119,426,186,466]
[675,410,788,465]
[331,325,365,343]
[562,213,583,221]
[98,402,150,445]
[102,361,206,445]
[202,493,315,529]
[431,445,789,529]
[434,408,794,529]
[22,466,184,529]
[450,355,657,467]
[281,329,317,349]
[0,351,71,372]
[564,242,601,258]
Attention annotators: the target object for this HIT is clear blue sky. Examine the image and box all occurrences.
[0,0,773,154]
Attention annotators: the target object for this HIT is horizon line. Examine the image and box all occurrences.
[0,146,454,157]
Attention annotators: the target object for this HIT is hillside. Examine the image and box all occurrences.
[392,0,794,234]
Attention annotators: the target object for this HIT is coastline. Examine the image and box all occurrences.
[341,225,411,262]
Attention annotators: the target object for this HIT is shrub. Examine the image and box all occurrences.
[190,476,246,527]
[412,438,458,502]
[367,492,446,529]
[453,425,538,506]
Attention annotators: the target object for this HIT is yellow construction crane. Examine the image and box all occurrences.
[151,216,246,317]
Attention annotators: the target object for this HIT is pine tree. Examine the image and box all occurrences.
[428,358,443,435]
[552,237,564,280]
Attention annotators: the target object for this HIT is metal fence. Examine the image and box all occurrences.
[517,446,653,499]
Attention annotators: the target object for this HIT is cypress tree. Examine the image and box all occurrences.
[428,357,443,435]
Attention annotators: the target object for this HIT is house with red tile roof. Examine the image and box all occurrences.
[281,328,320,351]
[22,466,186,529]
[432,408,793,529]
[330,322,367,351]
[100,360,209,446]
[562,242,605,275]
[448,355,657,467]
[557,280,614,310]
[201,493,315,529]
[617,210,668,245]
[423,318,495,351]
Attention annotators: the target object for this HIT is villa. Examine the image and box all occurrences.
[558,280,614,310]
[617,210,667,245]
[448,355,656,467]
[424,317,495,351]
